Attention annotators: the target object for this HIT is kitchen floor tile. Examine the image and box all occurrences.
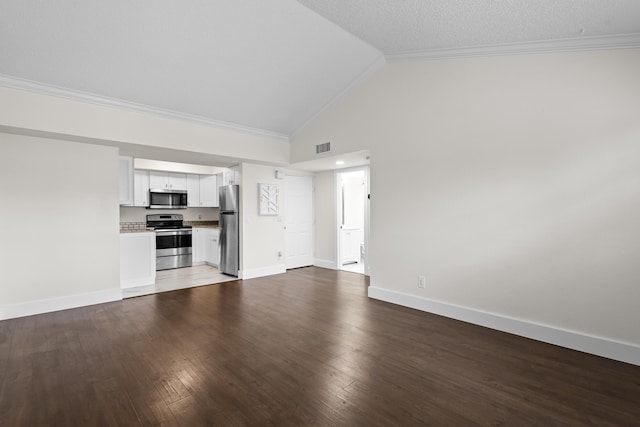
[123,265,238,298]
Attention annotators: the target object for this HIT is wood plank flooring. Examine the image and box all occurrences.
[1,267,639,426]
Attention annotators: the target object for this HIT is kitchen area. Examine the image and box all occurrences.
[119,156,240,297]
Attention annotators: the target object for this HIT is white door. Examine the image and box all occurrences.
[285,175,314,269]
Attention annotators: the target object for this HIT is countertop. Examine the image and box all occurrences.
[119,221,219,233]
[186,221,219,229]
[120,228,155,234]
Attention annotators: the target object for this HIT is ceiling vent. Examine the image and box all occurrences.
[316,142,331,154]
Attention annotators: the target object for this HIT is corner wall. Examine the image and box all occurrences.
[313,170,336,268]
[0,133,121,318]
[293,49,640,364]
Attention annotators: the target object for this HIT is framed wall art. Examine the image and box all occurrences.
[259,183,279,215]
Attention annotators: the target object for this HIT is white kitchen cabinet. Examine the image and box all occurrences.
[223,167,240,186]
[118,156,134,205]
[216,173,223,202]
[186,174,218,207]
[187,174,200,207]
[193,228,205,264]
[193,228,220,267]
[149,171,187,190]
[205,228,220,267]
[120,232,156,288]
[199,175,218,207]
[133,169,150,207]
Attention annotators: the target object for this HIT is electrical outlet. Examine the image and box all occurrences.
[418,276,426,288]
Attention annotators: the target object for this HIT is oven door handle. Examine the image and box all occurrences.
[155,230,193,236]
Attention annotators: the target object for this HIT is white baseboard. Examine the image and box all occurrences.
[0,288,123,321]
[120,275,155,289]
[314,258,338,270]
[368,286,640,366]
[242,264,286,280]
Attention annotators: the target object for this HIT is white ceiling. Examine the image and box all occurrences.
[1,0,639,164]
[298,0,640,58]
[0,0,381,137]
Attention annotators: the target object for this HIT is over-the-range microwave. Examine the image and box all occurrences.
[148,189,188,209]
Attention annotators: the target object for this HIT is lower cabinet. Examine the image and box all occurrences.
[120,232,156,288]
[193,228,220,267]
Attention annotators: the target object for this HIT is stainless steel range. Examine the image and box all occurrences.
[146,214,192,271]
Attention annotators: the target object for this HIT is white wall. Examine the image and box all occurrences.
[0,86,290,165]
[293,49,640,358]
[240,163,287,278]
[0,133,121,318]
[313,170,336,267]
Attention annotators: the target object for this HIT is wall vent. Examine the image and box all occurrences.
[316,142,331,154]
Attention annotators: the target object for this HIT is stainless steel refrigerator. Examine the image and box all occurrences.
[219,184,239,276]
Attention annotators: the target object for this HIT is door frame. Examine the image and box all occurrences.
[335,166,370,275]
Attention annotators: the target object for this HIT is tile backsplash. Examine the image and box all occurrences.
[119,221,148,231]
[120,206,219,223]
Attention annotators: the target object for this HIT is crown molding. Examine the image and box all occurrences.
[0,74,290,141]
[386,33,640,62]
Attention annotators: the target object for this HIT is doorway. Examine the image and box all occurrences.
[336,167,369,275]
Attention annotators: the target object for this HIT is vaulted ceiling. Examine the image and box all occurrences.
[1,0,639,140]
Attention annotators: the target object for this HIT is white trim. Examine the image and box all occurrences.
[0,74,289,141]
[241,264,286,280]
[0,288,123,321]
[291,55,386,138]
[368,286,640,366]
[120,276,155,289]
[387,33,640,62]
[314,258,338,270]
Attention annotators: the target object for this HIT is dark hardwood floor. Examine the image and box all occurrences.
[1,267,639,426]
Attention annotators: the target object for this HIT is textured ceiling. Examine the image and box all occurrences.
[297,0,640,57]
[0,0,381,137]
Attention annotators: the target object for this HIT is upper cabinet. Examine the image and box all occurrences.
[186,174,200,207]
[119,156,134,206]
[133,169,150,207]
[186,174,219,207]
[121,162,225,209]
[223,168,240,186]
[200,175,218,207]
[149,171,187,191]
